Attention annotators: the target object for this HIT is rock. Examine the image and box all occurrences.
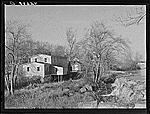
[110,76,146,107]
[127,80,137,85]
[74,83,80,88]
[133,84,146,91]
[63,88,69,93]
[69,92,74,96]
[80,87,86,93]
[84,84,92,91]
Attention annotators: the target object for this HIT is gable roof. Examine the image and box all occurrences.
[30,54,67,59]
[30,54,51,58]
[72,60,82,64]
[22,62,64,67]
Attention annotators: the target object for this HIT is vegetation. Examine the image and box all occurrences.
[5,72,146,109]
[113,5,146,27]
[5,77,89,108]
[5,8,145,108]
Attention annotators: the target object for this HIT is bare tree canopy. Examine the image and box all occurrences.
[66,27,78,61]
[78,21,130,82]
[5,20,32,95]
[53,45,67,56]
[113,5,146,27]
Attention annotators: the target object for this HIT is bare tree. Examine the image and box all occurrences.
[76,39,93,77]
[113,5,146,27]
[66,28,78,61]
[53,45,67,56]
[5,20,31,95]
[123,51,143,70]
[33,41,50,55]
[79,21,130,83]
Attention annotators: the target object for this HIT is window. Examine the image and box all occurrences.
[37,67,40,71]
[35,58,37,62]
[58,57,60,64]
[45,58,47,62]
[47,66,49,71]
[27,67,29,72]
[28,58,31,62]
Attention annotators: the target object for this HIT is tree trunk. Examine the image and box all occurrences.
[85,67,88,76]
[13,64,19,87]
[93,69,96,82]
[96,68,101,82]
[10,65,15,95]
[5,75,10,94]
[95,61,100,83]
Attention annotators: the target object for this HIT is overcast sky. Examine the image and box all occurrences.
[5,5,146,60]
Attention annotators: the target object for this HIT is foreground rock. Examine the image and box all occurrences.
[100,77,146,108]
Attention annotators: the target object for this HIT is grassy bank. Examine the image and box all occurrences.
[5,78,94,108]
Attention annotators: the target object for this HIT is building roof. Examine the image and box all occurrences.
[22,61,63,67]
[30,54,67,59]
[71,60,82,65]
[30,54,51,58]
[51,55,67,59]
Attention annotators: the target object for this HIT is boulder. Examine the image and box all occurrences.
[69,92,74,96]
[84,84,92,91]
[74,83,80,88]
[110,77,146,107]
[80,87,86,93]
[63,88,69,93]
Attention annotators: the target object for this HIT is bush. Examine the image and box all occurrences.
[14,75,41,90]
[14,76,30,90]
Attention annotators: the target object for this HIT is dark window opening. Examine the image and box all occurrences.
[35,58,37,62]
[47,66,49,71]
[28,58,31,62]
[45,58,47,62]
[37,67,40,71]
[27,67,29,72]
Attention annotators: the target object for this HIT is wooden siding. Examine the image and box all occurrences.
[51,56,67,68]
[23,62,44,77]
[54,66,63,75]
[44,64,57,75]
[30,54,51,64]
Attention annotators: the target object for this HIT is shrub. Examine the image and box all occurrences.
[14,75,41,90]
[14,76,30,90]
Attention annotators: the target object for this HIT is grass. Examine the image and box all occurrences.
[5,71,146,109]
[5,78,92,109]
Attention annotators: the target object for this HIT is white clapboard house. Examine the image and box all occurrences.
[22,54,68,78]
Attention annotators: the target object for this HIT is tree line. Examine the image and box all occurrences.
[5,15,143,95]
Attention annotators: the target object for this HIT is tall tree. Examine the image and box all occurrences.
[5,20,31,95]
[66,27,78,62]
[53,45,66,56]
[79,21,130,83]
[113,5,146,27]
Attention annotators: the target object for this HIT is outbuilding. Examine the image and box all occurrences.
[22,62,63,78]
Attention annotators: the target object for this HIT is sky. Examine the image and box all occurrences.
[5,5,146,61]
